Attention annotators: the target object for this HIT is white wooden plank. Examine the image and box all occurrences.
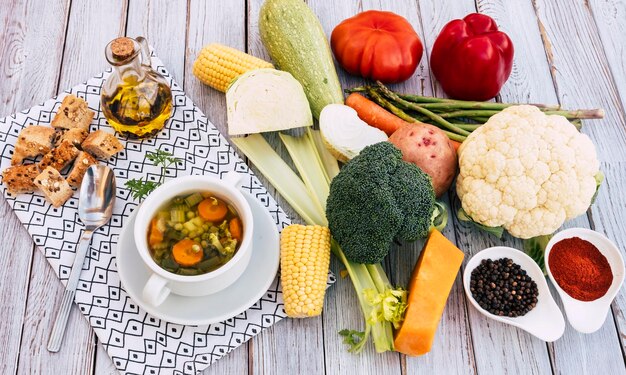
[355,1,476,373]
[417,1,555,374]
[588,0,626,119]
[92,1,190,373]
[477,1,625,374]
[95,342,119,374]
[476,0,558,105]
[184,1,250,373]
[126,0,187,85]
[416,0,477,98]
[533,0,626,162]
[532,0,626,359]
[245,1,327,374]
[304,1,404,373]
[17,1,128,373]
[246,0,307,221]
[593,161,626,358]
[0,0,70,374]
[0,0,69,115]
[0,201,33,375]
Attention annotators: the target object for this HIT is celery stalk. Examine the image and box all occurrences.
[279,132,330,217]
[231,135,327,226]
[332,240,392,353]
[233,131,399,354]
[308,128,340,181]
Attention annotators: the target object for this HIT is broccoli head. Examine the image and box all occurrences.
[326,142,436,264]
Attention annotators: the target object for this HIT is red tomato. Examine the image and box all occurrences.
[331,10,423,83]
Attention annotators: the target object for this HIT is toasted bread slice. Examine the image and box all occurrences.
[33,167,73,207]
[82,130,124,159]
[54,128,89,147]
[51,95,94,131]
[67,151,97,188]
[11,125,56,165]
[2,164,40,195]
[39,140,80,171]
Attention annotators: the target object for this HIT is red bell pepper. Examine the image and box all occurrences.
[430,13,514,101]
[331,10,423,83]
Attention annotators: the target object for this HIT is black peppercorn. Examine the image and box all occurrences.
[470,258,539,317]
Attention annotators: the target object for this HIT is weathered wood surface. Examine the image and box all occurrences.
[0,0,625,374]
[16,2,127,374]
[0,0,70,373]
[476,2,626,374]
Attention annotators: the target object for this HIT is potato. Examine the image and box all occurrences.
[388,123,457,197]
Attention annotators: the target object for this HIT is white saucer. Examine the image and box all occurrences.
[116,192,280,326]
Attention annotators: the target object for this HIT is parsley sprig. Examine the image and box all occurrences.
[125,150,182,201]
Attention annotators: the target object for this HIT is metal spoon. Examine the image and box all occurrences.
[47,165,116,352]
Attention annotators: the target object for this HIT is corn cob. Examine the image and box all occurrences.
[192,43,274,92]
[280,224,331,318]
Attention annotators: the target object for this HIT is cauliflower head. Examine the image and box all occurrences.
[457,105,600,239]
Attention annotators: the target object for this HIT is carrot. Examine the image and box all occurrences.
[229,217,243,242]
[345,92,409,136]
[198,197,228,222]
[450,140,461,153]
[148,218,164,247]
[172,239,203,267]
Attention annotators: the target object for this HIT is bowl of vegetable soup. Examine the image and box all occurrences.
[134,172,253,306]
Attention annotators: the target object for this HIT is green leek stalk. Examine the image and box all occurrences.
[233,131,403,353]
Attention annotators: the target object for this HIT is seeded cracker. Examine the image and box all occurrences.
[39,140,80,171]
[11,125,56,165]
[67,151,97,188]
[81,130,124,159]
[2,164,40,195]
[51,95,94,132]
[54,128,89,147]
[34,166,73,207]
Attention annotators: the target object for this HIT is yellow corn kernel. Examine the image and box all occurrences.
[192,43,274,92]
[280,224,331,318]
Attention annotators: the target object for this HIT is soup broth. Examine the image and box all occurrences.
[147,191,243,276]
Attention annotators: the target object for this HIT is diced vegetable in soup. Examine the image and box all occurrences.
[147,191,243,276]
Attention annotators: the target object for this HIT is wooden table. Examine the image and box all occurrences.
[1,0,625,374]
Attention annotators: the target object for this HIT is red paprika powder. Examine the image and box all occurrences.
[548,237,613,301]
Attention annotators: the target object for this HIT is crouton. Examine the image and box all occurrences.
[81,130,124,159]
[2,164,40,195]
[39,140,80,171]
[67,151,97,188]
[51,95,94,131]
[54,128,89,147]
[33,167,73,207]
[11,125,55,165]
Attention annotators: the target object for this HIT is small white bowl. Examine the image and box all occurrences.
[545,228,625,334]
[134,172,254,307]
[463,246,565,342]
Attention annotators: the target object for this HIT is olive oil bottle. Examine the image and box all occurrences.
[101,37,173,138]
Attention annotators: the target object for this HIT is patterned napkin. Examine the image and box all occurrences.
[0,55,334,374]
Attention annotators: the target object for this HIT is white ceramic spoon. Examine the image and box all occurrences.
[463,246,565,342]
[545,228,625,334]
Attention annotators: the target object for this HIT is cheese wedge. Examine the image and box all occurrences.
[394,229,464,356]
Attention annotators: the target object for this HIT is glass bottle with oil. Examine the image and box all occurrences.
[101,36,173,138]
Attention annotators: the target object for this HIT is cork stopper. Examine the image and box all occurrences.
[110,37,135,59]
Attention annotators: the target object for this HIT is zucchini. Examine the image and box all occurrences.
[259,0,343,119]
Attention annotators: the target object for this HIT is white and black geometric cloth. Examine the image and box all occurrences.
[0,54,335,375]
